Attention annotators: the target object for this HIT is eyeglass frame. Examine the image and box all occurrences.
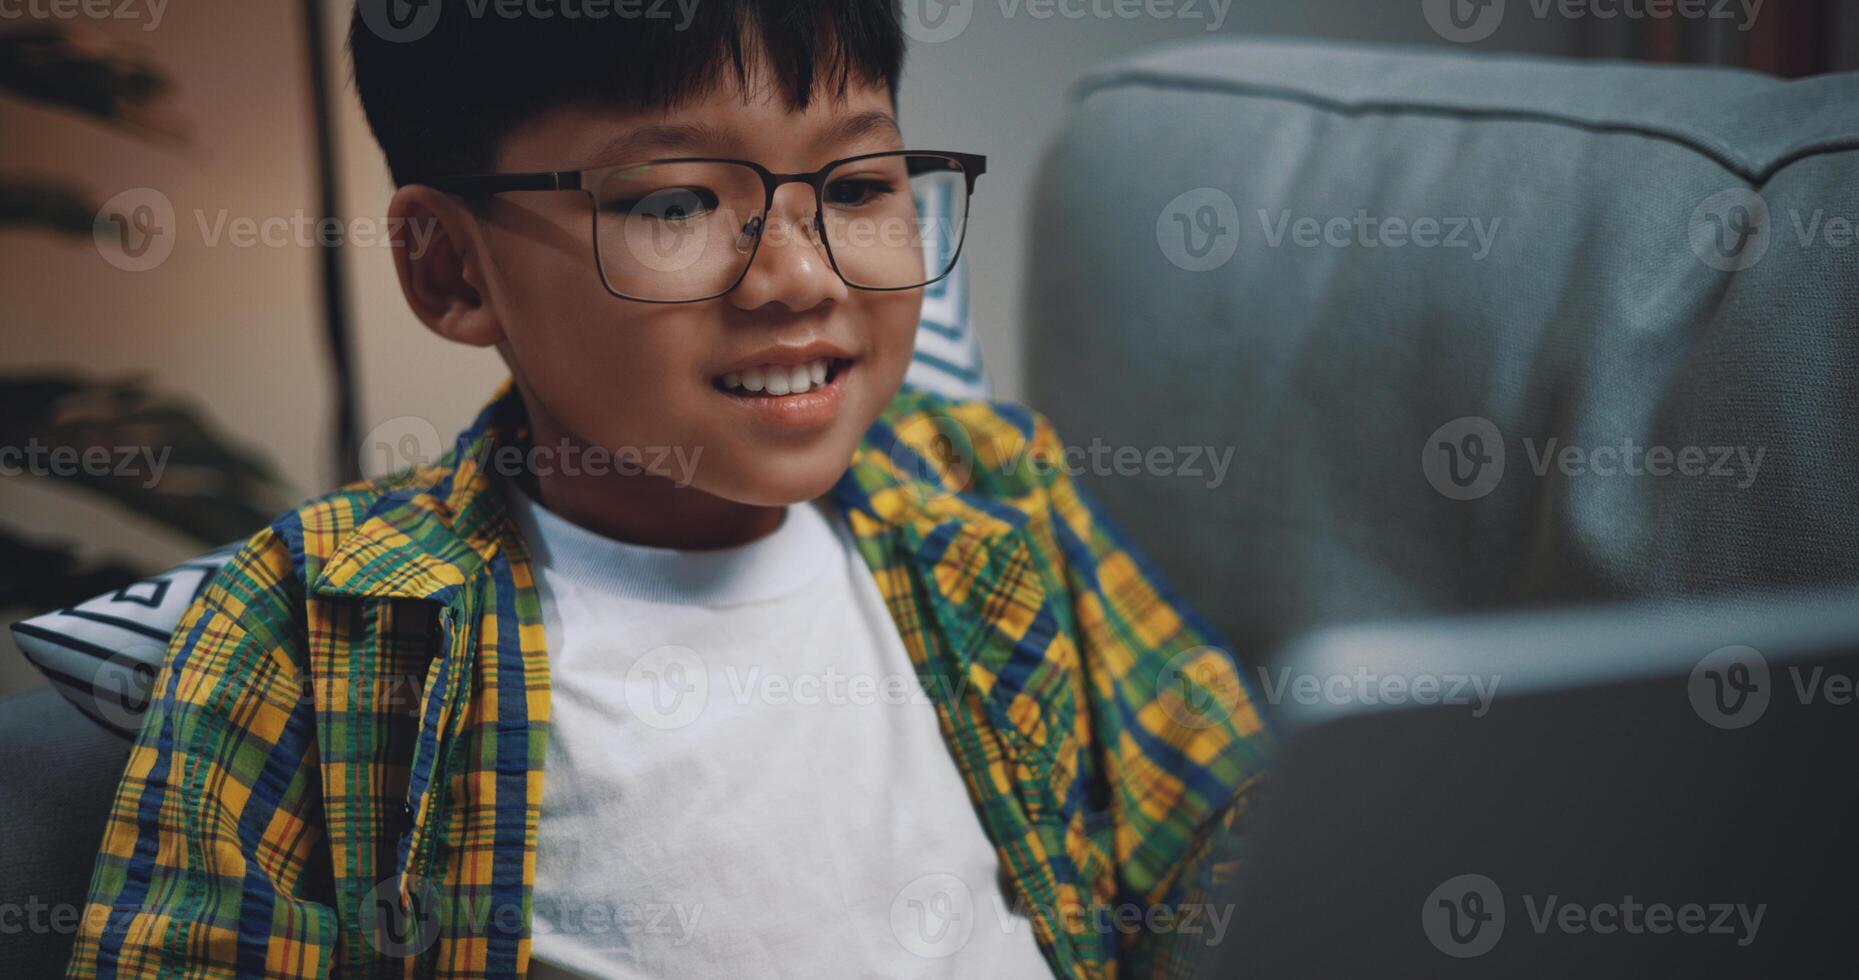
[418,149,987,304]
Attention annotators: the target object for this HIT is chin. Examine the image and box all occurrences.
[685,435,847,507]
[712,469,846,508]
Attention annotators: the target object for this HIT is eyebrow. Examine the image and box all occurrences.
[587,122,729,167]
[586,110,903,168]
[814,110,903,150]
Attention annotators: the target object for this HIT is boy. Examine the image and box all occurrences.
[67,2,1267,977]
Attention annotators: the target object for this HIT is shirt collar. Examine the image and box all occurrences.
[312,380,1024,602]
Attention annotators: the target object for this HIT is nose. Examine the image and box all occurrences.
[726,182,849,313]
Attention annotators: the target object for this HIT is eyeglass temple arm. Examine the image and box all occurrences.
[420,171,586,197]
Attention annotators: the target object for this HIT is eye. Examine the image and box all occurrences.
[608,186,719,219]
[823,176,895,209]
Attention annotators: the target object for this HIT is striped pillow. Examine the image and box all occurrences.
[10,543,239,738]
[902,183,988,399]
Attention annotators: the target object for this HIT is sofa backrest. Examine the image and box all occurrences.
[1025,39,1859,661]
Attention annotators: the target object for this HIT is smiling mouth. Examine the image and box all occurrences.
[712,357,851,397]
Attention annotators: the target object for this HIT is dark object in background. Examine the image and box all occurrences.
[0,375,283,611]
[1208,589,1859,978]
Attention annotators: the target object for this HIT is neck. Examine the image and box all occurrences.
[512,391,783,551]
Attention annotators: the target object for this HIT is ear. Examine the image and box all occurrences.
[388,185,503,347]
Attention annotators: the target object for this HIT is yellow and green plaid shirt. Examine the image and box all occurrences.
[67,382,1268,980]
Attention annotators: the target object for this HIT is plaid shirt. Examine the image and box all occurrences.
[67,381,1269,980]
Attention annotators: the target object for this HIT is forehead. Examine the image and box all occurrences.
[497,68,899,173]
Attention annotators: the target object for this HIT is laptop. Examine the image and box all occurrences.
[1197,588,1859,978]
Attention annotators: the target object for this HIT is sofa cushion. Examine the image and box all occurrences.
[0,685,133,976]
[1025,39,1859,660]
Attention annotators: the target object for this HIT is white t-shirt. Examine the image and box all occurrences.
[504,485,1052,979]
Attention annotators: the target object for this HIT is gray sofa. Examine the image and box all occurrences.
[8,37,1859,977]
[1028,39,1859,662]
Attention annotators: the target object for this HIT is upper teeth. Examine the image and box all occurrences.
[721,358,831,395]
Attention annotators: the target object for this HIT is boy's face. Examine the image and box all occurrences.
[460,67,922,508]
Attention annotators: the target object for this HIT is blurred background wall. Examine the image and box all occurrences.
[2,0,1853,695]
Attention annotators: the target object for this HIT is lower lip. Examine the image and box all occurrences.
[712,362,852,428]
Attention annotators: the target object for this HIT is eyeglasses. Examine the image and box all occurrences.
[420,150,986,304]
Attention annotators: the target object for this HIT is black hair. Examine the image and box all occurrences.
[348,0,906,186]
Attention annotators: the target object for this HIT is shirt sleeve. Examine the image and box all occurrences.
[1028,410,1272,980]
[65,528,337,979]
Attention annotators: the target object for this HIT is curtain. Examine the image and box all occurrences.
[1575,0,1854,77]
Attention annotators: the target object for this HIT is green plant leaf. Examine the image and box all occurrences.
[0,178,96,235]
[0,528,144,613]
[0,373,286,546]
[0,26,183,141]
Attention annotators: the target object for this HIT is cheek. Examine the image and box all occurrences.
[863,290,924,398]
[484,209,625,381]
[488,222,715,447]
